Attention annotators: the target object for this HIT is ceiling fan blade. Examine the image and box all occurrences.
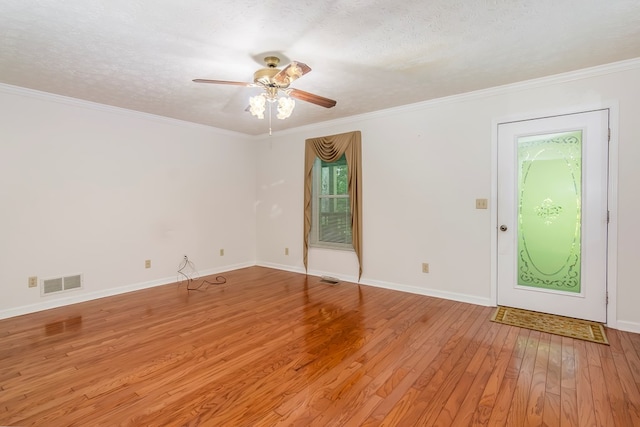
[289,88,337,108]
[273,61,312,86]
[192,79,253,87]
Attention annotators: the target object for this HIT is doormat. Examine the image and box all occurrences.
[490,306,608,345]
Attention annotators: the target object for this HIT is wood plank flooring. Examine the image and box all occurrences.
[1,266,640,426]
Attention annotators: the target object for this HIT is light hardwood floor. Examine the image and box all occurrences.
[1,267,639,426]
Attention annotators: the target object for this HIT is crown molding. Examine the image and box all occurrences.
[256,56,640,140]
[0,82,251,140]
[3,56,639,141]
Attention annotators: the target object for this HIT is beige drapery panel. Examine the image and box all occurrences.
[303,130,363,279]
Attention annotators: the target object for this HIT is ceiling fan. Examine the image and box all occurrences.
[193,56,337,120]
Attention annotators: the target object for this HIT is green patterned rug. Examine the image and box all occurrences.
[491,306,608,345]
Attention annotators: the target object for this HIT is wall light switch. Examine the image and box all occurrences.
[476,198,488,209]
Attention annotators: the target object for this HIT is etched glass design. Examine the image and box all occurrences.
[517,130,582,292]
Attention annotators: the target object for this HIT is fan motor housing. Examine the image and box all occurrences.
[254,56,288,87]
[254,67,281,86]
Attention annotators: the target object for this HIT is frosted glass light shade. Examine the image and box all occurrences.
[277,97,295,119]
[249,95,266,119]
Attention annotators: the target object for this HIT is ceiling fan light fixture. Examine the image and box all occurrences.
[249,94,266,119]
[193,56,335,130]
[276,96,295,119]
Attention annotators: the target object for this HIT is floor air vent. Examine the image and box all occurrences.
[320,276,340,285]
[42,274,83,296]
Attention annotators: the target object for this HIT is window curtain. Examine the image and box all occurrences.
[303,130,363,279]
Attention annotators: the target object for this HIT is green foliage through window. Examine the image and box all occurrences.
[311,154,353,248]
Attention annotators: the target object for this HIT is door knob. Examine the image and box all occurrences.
[499,225,508,232]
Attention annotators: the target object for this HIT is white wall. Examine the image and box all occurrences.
[0,86,256,318]
[2,59,639,332]
[255,59,640,332]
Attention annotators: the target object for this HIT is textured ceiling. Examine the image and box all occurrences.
[1,0,640,136]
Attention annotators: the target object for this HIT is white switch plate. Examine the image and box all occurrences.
[476,198,488,209]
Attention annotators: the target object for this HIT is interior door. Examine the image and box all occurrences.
[497,110,609,322]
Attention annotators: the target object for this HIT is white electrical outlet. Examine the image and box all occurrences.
[220,249,224,256]
[28,276,38,288]
[285,247,289,255]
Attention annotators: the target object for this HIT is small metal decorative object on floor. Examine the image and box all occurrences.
[320,276,341,285]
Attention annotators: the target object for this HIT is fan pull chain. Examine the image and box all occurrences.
[268,100,273,136]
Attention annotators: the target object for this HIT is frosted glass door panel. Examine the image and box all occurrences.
[517,131,582,293]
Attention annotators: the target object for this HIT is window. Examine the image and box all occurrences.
[303,130,362,278]
[310,154,353,250]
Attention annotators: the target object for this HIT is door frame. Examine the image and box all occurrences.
[490,102,619,327]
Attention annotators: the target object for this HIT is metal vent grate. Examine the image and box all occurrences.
[43,278,63,294]
[64,275,82,290]
[42,274,83,296]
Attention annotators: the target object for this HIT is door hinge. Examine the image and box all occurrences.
[607,210,610,224]
[608,128,611,142]
[606,291,609,305]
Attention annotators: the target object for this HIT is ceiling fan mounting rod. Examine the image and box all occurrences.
[264,56,280,68]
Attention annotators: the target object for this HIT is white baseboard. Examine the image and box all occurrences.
[0,276,175,320]
[361,278,492,307]
[258,263,492,307]
[8,262,636,332]
[615,320,640,334]
[195,262,255,278]
[256,261,307,275]
[260,264,640,331]
[0,262,253,320]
